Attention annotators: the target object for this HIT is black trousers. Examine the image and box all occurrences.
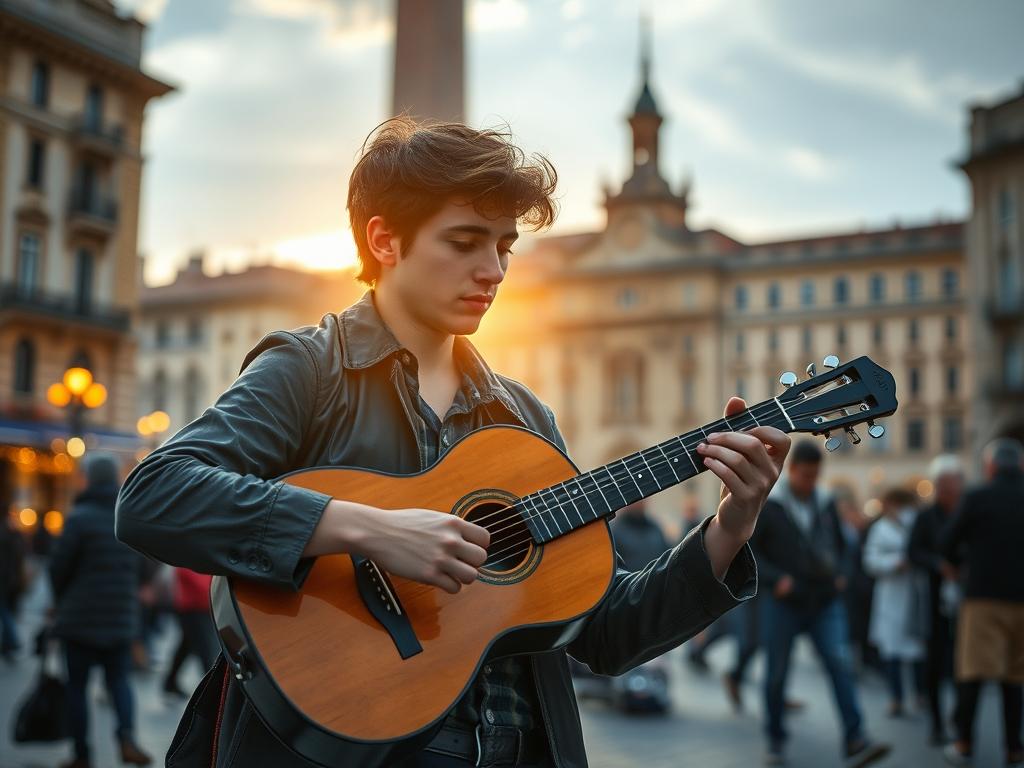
[924,611,954,734]
[954,680,1023,755]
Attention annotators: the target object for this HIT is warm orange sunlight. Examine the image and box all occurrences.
[273,230,359,272]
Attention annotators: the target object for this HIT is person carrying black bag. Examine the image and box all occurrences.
[12,628,67,744]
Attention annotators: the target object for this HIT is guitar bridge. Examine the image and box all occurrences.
[350,555,423,660]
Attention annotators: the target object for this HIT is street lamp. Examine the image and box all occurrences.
[47,365,107,449]
[136,410,171,458]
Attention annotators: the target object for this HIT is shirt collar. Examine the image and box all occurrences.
[339,290,526,426]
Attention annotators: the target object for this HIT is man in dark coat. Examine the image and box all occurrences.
[49,452,152,768]
[609,501,671,572]
[908,454,964,745]
[942,439,1024,767]
[0,511,25,661]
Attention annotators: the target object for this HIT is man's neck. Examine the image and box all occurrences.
[372,287,456,375]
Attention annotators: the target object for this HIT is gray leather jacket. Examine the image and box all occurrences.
[116,291,756,767]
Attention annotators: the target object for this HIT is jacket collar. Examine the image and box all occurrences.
[339,291,526,425]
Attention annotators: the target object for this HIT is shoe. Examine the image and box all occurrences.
[783,698,805,712]
[1006,751,1023,768]
[687,653,710,674]
[722,672,743,713]
[764,743,785,766]
[845,738,891,768]
[119,740,153,766]
[59,760,91,768]
[942,743,972,766]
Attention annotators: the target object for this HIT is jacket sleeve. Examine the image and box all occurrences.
[940,491,976,565]
[861,522,903,577]
[49,515,83,600]
[115,332,333,590]
[908,512,941,574]
[541,405,756,675]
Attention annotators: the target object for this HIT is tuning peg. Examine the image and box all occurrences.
[845,426,861,445]
[867,421,885,439]
[823,354,840,369]
[824,432,842,452]
[806,363,817,378]
[779,371,798,388]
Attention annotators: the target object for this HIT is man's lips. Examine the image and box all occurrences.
[460,294,493,309]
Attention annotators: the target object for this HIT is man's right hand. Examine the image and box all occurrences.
[774,574,794,598]
[305,500,490,594]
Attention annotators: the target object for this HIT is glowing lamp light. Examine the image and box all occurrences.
[19,507,38,528]
[63,367,93,396]
[864,498,882,518]
[47,382,72,407]
[43,510,64,535]
[916,479,934,498]
[137,416,153,436]
[82,382,107,409]
[67,437,86,458]
[149,411,170,433]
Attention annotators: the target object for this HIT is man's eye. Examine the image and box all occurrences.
[450,240,475,253]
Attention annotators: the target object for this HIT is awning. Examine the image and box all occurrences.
[0,417,142,453]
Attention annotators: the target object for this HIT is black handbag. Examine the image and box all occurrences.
[11,630,68,743]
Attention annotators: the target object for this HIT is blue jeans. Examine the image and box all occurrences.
[763,596,864,749]
[64,640,136,760]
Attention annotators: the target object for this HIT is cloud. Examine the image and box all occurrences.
[470,0,530,32]
[115,0,168,23]
[783,146,837,181]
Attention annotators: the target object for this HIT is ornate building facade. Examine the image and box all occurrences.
[0,0,171,526]
[476,44,973,529]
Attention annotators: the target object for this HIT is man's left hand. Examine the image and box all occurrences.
[700,397,791,577]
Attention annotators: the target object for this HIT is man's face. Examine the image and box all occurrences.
[934,472,963,509]
[787,460,820,498]
[378,199,517,337]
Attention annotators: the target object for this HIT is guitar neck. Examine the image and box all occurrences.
[519,397,794,544]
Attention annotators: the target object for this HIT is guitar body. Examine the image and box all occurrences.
[212,425,616,767]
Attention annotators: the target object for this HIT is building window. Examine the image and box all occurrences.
[768,329,778,352]
[945,316,957,342]
[869,273,886,303]
[682,335,693,356]
[155,320,170,348]
[908,318,919,345]
[767,282,781,309]
[617,287,637,309]
[13,338,35,395]
[873,321,884,346]
[800,280,815,307]
[153,369,167,412]
[909,367,920,397]
[836,323,847,348]
[187,317,203,345]
[74,248,94,313]
[735,332,745,354]
[681,375,694,412]
[27,139,45,188]
[834,276,849,305]
[942,417,963,452]
[998,188,1016,232]
[184,367,201,422]
[17,232,41,296]
[802,326,813,354]
[905,271,922,301]
[907,419,926,452]
[735,377,745,399]
[734,285,748,311]
[608,352,644,420]
[946,366,958,397]
[1006,338,1024,389]
[84,84,104,131]
[942,269,959,298]
[30,61,49,108]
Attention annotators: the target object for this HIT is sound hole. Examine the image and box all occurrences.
[464,501,532,573]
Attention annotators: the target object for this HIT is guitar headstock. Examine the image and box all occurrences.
[776,355,897,451]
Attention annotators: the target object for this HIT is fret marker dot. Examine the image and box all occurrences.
[638,473,643,478]
[573,489,578,494]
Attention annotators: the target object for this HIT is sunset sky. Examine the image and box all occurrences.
[116,0,1024,285]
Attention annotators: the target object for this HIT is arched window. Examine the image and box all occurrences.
[14,338,35,394]
[17,232,41,296]
[153,368,167,412]
[607,351,645,421]
[75,248,94,313]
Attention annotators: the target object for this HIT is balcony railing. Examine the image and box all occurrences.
[70,114,125,152]
[0,283,130,332]
[67,187,118,237]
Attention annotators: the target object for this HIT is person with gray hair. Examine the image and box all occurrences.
[908,453,965,745]
[48,452,152,768]
[942,438,1024,767]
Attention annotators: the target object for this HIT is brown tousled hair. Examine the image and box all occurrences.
[346,117,558,285]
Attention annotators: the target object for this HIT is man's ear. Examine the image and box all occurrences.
[366,215,400,269]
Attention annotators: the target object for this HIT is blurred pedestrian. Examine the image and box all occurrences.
[942,438,1024,768]
[909,454,964,745]
[48,452,152,768]
[162,567,218,698]
[610,501,671,572]
[1,511,26,662]
[751,440,890,767]
[834,487,875,674]
[863,487,926,718]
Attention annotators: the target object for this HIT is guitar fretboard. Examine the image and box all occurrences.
[519,398,793,544]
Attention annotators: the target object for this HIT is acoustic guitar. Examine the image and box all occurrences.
[211,354,896,766]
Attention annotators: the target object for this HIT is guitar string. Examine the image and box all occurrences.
[475,402,791,563]
[478,401,786,556]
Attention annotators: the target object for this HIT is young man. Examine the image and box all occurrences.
[116,118,789,768]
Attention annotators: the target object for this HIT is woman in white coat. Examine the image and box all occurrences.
[863,488,928,716]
